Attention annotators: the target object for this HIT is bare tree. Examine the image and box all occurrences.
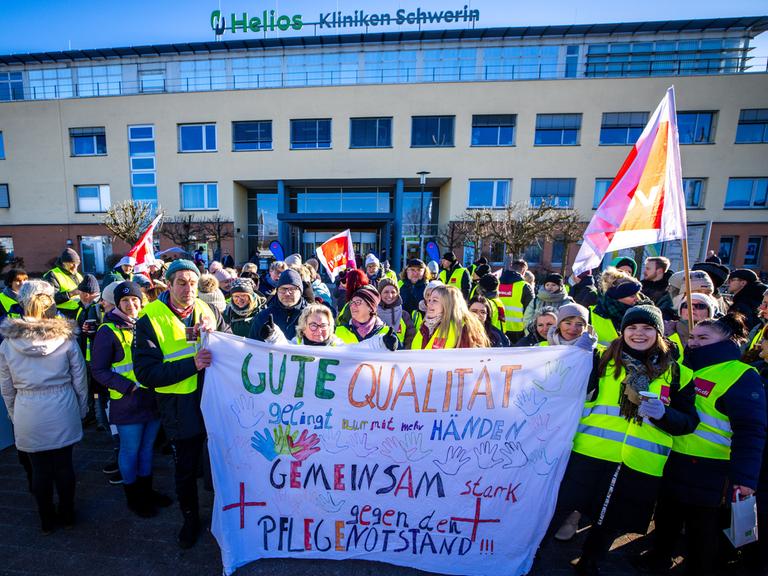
[451,209,495,254]
[549,211,585,274]
[102,201,162,245]
[160,214,203,251]
[198,215,235,257]
[434,221,461,253]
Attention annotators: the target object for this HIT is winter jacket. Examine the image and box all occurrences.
[101,270,133,292]
[487,325,510,348]
[91,311,159,425]
[223,296,265,338]
[570,276,598,308]
[753,359,768,507]
[641,271,676,320]
[377,296,416,349]
[515,329,546,347]
[265,325,389,351]
[662,340,767,506]
[400,279,426,315]
[522,286,574,327]
[730,281,768,330]
[0,317,88,452]
[248,297,308,342]
[133,294,230,440]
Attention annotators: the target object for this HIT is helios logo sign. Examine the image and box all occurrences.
[211,5,480,35]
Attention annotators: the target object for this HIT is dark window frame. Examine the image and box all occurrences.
[69,127,107,157]
[290,118,332,150]
[411,115,455,148]
[471,114,516,147]
[232,120,273,151]
[534,113,581,146]
[349,117,393,149]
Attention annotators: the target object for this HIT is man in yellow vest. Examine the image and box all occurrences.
[0,268,27,326]
[498,258,534,344]
[438,251,470,301]
[134,259,230,549]
[43,248,83,320]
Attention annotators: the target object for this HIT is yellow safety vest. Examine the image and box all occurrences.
[410,322,459,350]
[99,322,145,400]
[749,324,767,351]
[143,299,215,395]
[0,292,20,318]
[673,360,755,461]
[48,267,83,311]
[573,359,693,477]
[498,280,525,333]
[538,341,550,346]
[488,297,505,331]
[335,323,389,344]
[668,332,684,358]
[439,267,469,291]
[411,310,423,331]
[589,306,619,346]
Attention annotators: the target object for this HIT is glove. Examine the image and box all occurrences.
[574,332,597,351]
[258,314,275,341]
[382,329,398,352]
[638,398,665,420]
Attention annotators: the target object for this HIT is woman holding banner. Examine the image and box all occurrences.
[553,305,697,576]
[335,286,393,345]
[410,285,489,349]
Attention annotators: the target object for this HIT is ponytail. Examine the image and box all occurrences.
[696,312,749,344]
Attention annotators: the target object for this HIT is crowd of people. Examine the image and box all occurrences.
[0,246,767,576]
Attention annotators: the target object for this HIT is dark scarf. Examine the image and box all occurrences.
[595,292,652,329]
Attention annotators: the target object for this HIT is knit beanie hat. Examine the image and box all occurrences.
[691,262,730,290]
[474,264,491,278]
[214,268,235,284]
[353,285,381,313]
[61,248,80,264]
[675,292,717,318]
[284,253,302,267]
[478,274,500,293]
[377,277,398,294]
[426,280,444,292]
[442,251,457,263]
[78,274,100,294]
[620,304,664,334]
[427,261,440,276]
[208,261,223,274]
[606,278,642,299]
[365,253,380,267]
[729,268,759,283]
[165,259,200,280]
[610,256,637,277]
[544,273,564,287]
[102,281,121,306]
[230,278,255,296]
[406,258,426,269]
[18,280,55,310]
[475,256,488,266]
[197,289,226,313]
[114,281,143,307]
[278,269,303,290]
[688,270,715,293]
[556,303,589,326]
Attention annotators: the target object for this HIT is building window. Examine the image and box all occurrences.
[718,236,735,265]
[232,121,272,151]
[75,185,110,213]
[593,179,612,209]
[599,112,648,145]
[350,117,392,148]
[179,123,216,152]
[28,68,73,99]
[677,111,715,144]
[735,109,768,144]
[0,237,14,258]
[744,237,763,267]
[180,59,226,92]
[524,243,542,264]
[565,45,580,78]
[291,119,332,150]
[471,114,516,146]
[725,178,768,209]
[181,183,218,210]
[128,124,157,206]
[0,184,8,208]
[411,116,455,147]
[77,65,122,97]
[531,178,575,208]
[139,68,165,93]
[0,131,4,159]
[534,114,581,146]
[468,180,510,208]
[70,127,107,156]
[683,178,705,208]
[0,72,24,101]
[551,238,567,265]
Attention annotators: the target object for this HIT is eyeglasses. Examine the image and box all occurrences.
[308,322,330,331]
[680,302,709,311]
[349,298,366,307]
[277,286,299,294]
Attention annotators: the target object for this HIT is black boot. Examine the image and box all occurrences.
[39,504,56,535]
[138,475,172,508]
[178,509,200,549]
[123,482,155,518]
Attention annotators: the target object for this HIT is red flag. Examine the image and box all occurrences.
[127,213,162,274]
[572,87,687,276]
[315,230,355,281]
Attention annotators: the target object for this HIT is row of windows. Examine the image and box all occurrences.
[718,235,765,267]
[51,108,768,159]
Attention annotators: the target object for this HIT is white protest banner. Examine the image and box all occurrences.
[201,332,592,576]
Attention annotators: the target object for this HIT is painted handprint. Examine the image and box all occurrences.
[349,432,378,457]
[230,394,264,429]
[473,441,503,469]
[531,413,561,441]
[500,441,528,469]
[379,437,413,463]
[514,388,547,416]
[273,424,299,456]
[317,492,345,513]
[528,445,559,476]
[225,434,254,471]
[402,432,431,462]
[288,429,321,461]
[320,430,349,454]
[250,428,278,461]
[531,361,571,393]
[433,446,471,476]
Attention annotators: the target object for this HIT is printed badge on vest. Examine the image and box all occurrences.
[693,377,716,398]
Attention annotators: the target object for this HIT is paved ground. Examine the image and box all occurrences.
[0,426,755,576]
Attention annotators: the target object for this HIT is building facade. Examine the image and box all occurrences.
[0,16,767,274]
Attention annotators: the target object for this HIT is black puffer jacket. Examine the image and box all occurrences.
[248,297,308,341]
[731,281,768,330]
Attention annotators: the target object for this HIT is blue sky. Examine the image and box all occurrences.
[0,0,766,54]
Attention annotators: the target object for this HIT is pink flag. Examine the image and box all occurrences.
[127,213,162,274]
[572,87,687,276]
[315,230,355,281]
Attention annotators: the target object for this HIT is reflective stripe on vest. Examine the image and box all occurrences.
[498,281,525,333]
[48,267,83,311]
[672,360,753,460]
[101,323,142,401]
[572,358,693,477]
[0,292,21,318]
[749,325,767,351]
[410,322,458,350]
[144,299,215,395]
[411,310,423,331]
[589,306,619,345]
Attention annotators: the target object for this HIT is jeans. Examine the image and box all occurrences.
[116,419,161,484]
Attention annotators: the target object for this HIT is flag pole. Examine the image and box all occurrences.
[681,238,694,329]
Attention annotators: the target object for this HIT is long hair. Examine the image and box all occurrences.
[431,285,490,348]
[468,294,494,333]
[400,262,432,283]
[597,329,678,381]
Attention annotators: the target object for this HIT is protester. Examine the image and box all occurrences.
[413,279,444,331]
[410,285,489,349]
[102,256,135,290]
[591,267,649,345]
[213,267,236,298]
[223,278,265,337]
[641,256,674,318]
[377,278,416,348]
[284,253,302,267]
[133,259,229,548]
[474,274,506,332]
[569,270,598,308]
[516,306,557,347]
[438,251,471,301]
[469,263,491,298]
[44,248,84,319]
[498,259,534,343]
[522,273,573,328]
[399,258,430,315]
[304,262,332,307]
[468,295,510,347]
[555,305,697,575]
[692,261,730,313]
[249,269,307,342]
[0,280,88,534]
[74,274,101,425]
[0,268,27,324]
[335,285,392,344]
[427,260,440,278]
[664,292,718,350]
[197,273,227,313]
[728,268,768,330]
[524,270,536,293]
[545,303,597,348]
[337,268,369,325]
[641,313,766,576]
[745,287,768,354]
[91,281,171,518]
[610,255,638,277]
[261,261,287,299]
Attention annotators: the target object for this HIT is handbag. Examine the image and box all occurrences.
[724,490,758,548]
